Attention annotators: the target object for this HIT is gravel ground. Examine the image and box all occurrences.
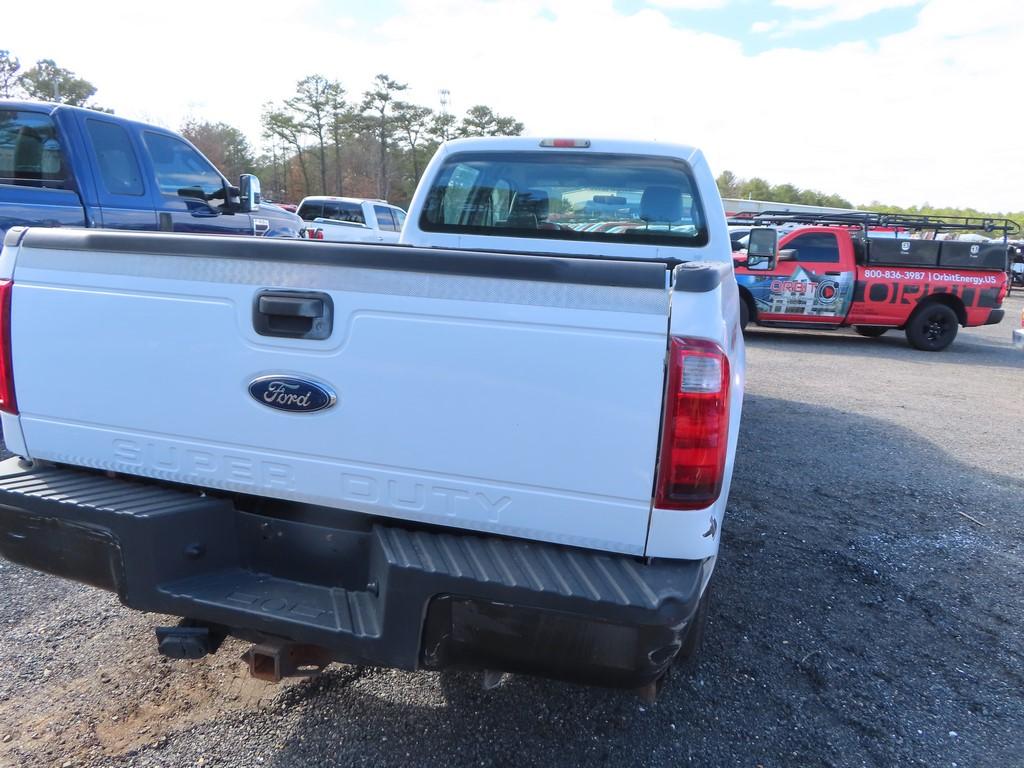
[0,295,1022,768]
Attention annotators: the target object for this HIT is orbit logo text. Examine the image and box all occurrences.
[769,279,840,303]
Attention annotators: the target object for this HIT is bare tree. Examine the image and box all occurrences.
[253,76,527,204]
[326,85,350,195]
[261,105,310,197]
[459,105,524,137]
[181,120,256,182]
[360,74,408,199]
[287,75,342,195]
[0,51,20,98]
[427,111,457,144]
[392,102,433,182]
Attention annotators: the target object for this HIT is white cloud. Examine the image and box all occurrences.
[774,0,916,10]
[769,0,922,33]
[647,0,732,8]
[750,19,781,32]
[4,0,1021,210]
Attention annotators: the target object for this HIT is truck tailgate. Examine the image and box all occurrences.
[5,230,671,555]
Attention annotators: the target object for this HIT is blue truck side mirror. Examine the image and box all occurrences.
[239,174,262,213]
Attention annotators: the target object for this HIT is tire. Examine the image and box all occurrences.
[739,299,750,331]
[905,303,959,351]
[854,325,888,338]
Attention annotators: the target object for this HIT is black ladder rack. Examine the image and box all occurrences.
[749,210,1020,239]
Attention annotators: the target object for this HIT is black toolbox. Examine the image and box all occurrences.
[865,238,940,267]
[938,241,1008,270]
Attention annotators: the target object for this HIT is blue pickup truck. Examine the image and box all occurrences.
[0,101,301,240]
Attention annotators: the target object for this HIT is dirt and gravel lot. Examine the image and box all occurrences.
[0,296,1021,768]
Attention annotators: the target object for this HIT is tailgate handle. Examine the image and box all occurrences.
[253,290,333,340]
[259,295,323,318]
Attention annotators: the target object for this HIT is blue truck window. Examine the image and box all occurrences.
[143,131,226,207]
[0,110,65,188]
[86,119,144,196]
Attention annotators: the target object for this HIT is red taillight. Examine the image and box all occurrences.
[654,338,729,510]
[0,280,16,414]
[539,138,591,148]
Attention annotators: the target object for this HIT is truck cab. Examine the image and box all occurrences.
[734,212,1015,350]
[297,196,406,243]
[0,136,743,692]
[735,226,858,327]
[0,101,302,240]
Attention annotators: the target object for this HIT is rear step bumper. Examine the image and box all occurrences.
[0,458,707,688]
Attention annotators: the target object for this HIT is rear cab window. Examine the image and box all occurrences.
[0,110,67,188]
[297,200,323,221]
[420,151,707,247]
[86,119,144,196]
[299,199,366,224]
[323,201,365,224]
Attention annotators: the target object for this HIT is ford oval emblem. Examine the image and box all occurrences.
[248,375,336,413]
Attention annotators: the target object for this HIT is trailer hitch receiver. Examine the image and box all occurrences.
[243,641,333,682]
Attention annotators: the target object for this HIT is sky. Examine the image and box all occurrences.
[4,0,1022,210]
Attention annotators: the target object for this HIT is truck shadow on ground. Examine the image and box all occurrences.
[744,327,1023,370]
[254,394,1024,768]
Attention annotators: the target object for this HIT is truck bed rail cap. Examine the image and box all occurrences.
[18,229,669,290]
[673,262,723,292]
[3,226,29,249]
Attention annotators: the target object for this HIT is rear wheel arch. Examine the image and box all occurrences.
[913,293,967,326]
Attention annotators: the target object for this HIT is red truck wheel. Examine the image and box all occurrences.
[854,326,888,338]
[905,303,959,351]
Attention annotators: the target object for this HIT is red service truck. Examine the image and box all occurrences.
[734,212,1017,351]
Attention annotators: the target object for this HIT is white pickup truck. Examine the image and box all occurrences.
[297,196,406,243]
[0,136,745,692]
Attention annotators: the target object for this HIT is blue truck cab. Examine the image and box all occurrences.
[0,101,302,240]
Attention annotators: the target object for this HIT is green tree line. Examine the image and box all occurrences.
[860,201,1024,234]
[3,48,1018,226]
[716,170,854,209]
[1,49,523,208]
[717,169,1024,233]
[252,72,523,206]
